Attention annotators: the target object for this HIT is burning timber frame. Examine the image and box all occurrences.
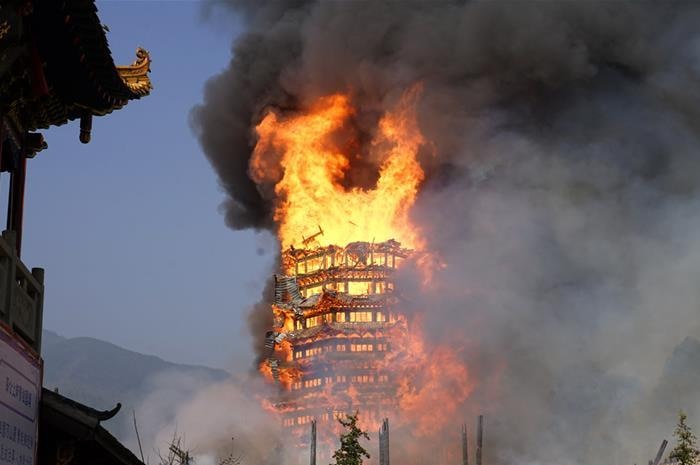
[283,239,411,295]
[264,239,411,433]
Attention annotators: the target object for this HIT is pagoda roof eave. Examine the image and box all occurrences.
[14,0,152,131]
[287,321,400,343]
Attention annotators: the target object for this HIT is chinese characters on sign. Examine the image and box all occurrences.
[0,327,41,465]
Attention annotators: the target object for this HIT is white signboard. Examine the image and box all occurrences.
[0,327,41,465]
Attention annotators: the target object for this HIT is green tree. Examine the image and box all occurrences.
[330,412,370,465]
[670,411,700,465]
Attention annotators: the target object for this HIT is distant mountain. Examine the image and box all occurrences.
[42,329,67,348]
[41,329,231,440]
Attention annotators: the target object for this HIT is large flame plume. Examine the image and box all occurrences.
[250,86,426,250]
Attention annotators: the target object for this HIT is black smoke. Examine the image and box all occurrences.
[192,2,700,464]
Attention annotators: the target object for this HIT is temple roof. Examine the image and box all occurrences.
[41,388,122,432]
[1,0,152,134]
[40,388,144,465]
[29,0,151,127]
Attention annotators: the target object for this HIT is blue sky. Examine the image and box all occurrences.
[20,1,274,370]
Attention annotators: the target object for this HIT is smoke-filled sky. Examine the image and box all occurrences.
[190,2,700,465]
[21,2,700,465]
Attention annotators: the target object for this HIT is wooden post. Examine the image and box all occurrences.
[384,418,390,465]
[6,152,25,257]
[652,440,668,465]
[310,419,317,465]
[476,416,483,465]
[379,418,389,465]
[462,423,469,465]
[0,118,5,173]
[31,266,44,352]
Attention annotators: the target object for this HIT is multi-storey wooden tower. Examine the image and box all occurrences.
[264,239,411,438]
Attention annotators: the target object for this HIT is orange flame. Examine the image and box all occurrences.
[273,306,296,333]
[251,86,426,250]
[253,85,474,447]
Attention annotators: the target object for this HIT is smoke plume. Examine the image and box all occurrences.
[192,2,700,464]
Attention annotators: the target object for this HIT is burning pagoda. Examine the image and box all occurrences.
[253,87,469,444]
[264,236,411,433]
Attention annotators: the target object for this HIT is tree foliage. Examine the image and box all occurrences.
[330,412,370,465]
[670,411,700,465]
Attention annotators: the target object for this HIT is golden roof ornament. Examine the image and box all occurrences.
[116,47,152,97]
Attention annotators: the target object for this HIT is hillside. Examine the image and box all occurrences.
[41,330,230,440]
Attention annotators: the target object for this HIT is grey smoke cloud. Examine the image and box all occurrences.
[191,2,700,464]
[130,372,290,465]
